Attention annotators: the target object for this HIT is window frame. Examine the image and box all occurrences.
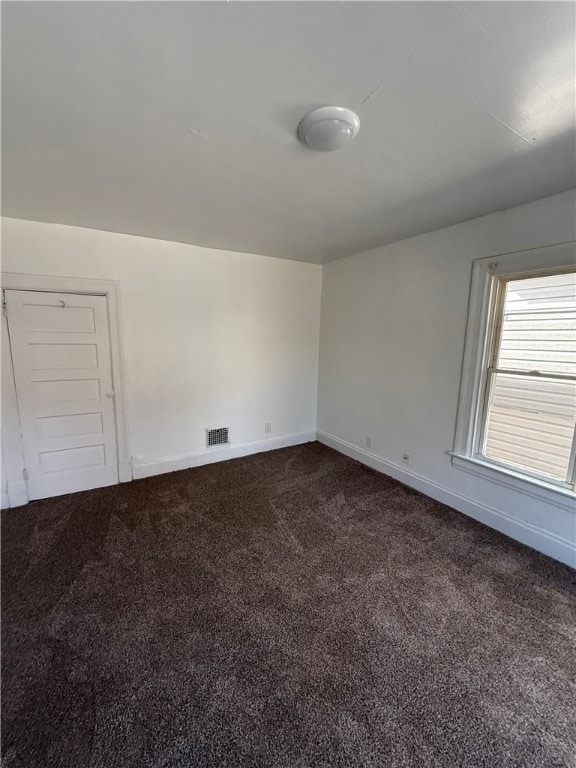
[452,242,576,508]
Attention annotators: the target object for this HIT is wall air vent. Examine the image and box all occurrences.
[206,427,229,447]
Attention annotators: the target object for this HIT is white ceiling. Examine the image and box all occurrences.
[2,2,575,264]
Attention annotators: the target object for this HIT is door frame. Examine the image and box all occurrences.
[1,272,132,506]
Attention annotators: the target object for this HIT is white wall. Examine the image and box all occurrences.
[1,218,321,482]
[2,192,575,567]
[318,190,576,567]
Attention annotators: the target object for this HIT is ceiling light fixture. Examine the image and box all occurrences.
[297,106,360,152]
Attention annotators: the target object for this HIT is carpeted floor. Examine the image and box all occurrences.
[2,442,575,767]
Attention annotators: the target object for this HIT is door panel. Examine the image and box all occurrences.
[5,290,118,499]
[39,444,106,473]
[24,304,96,333]
[35,412,103,440]
[31,378,101,404]
[30,343,98,370]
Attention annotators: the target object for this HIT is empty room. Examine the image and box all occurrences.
[1,1,575,766]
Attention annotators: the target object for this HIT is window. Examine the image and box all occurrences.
[453,243,576,503]
[481,270,575,485]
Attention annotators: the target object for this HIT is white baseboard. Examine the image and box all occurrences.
[7,479,29,508]
[132,431,317,480]
[1,491,9,510]
[317,430,576,569]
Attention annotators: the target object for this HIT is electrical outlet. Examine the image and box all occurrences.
[366,436,373,449]
[402,450,411,464]
[264,422,272,434]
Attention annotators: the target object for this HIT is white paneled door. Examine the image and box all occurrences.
[5,290,118,499]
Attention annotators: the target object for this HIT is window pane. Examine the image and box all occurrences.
[497,272,576,376]
[484,373,576,481]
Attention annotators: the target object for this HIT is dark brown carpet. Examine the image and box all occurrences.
[2,442,575,767]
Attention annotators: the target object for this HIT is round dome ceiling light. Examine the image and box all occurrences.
[297,106,360,152]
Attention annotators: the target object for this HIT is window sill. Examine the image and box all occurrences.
[450,453,576,512]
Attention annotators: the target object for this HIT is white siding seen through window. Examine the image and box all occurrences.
[481,271,576,484]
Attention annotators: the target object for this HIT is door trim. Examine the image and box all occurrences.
[1,272,132,506]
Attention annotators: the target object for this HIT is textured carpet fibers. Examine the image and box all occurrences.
[2,442,575,767]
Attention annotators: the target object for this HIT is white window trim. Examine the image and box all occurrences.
[452,241,576,513]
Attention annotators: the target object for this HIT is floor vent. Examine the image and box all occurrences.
[206,427,229,447]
